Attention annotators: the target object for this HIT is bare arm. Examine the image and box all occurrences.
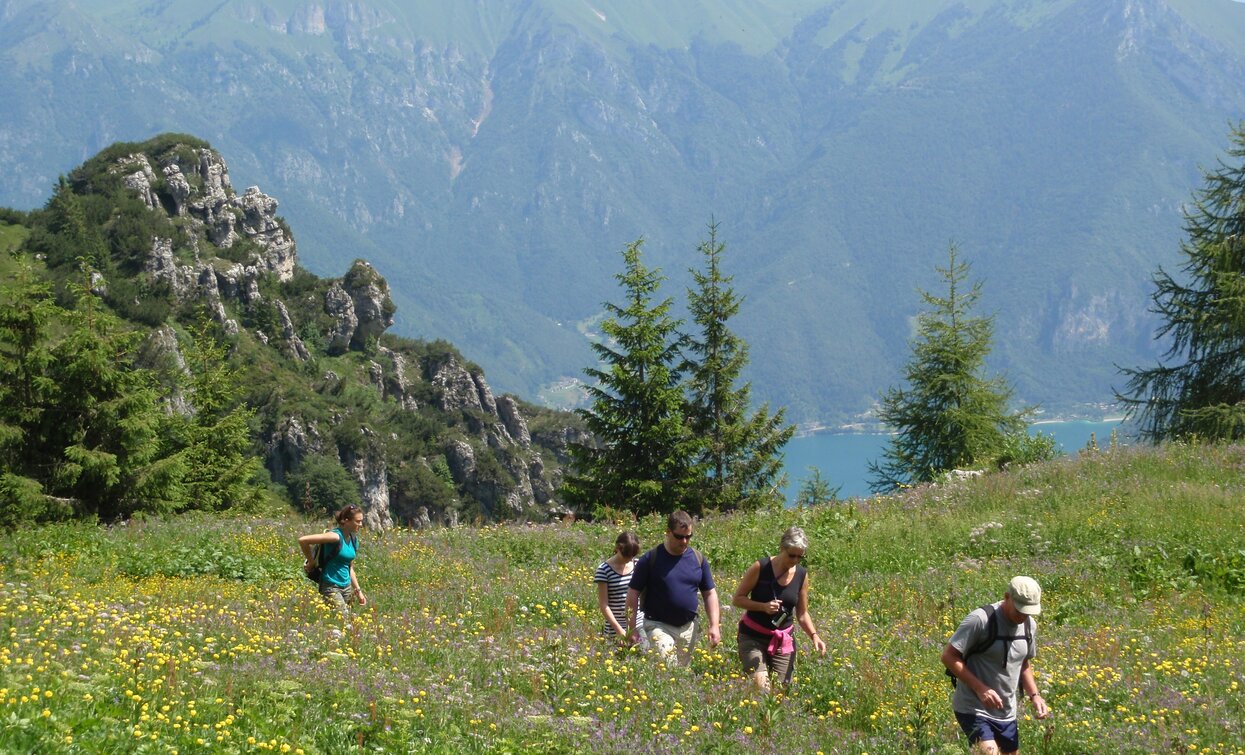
[1020,658,1049,718]
[626,587,641,643]
[702,587,721,646]
[350,562,367,605]
[298,531,339,561]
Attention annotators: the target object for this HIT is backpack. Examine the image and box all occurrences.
[946,603,1032,687]
[304,529,357,583]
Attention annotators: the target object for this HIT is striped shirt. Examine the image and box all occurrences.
[594,559,641,636]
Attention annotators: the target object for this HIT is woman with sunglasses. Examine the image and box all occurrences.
[299,504,368,615]
[731,525,826,689]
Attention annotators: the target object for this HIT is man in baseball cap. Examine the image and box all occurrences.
[940,576,1050,754]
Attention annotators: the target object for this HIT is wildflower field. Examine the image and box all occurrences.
[2,442,1243,754]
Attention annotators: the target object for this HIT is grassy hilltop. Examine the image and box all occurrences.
[0,442,1242,753]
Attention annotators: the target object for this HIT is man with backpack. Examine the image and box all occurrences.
[941,576,1050,754]
[625,510,721,666]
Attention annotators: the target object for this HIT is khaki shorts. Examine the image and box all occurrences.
[643,618,699,665]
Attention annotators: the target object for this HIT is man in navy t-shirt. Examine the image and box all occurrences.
[626,510,721,666]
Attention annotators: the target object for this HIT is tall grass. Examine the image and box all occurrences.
[0,442,1242,753]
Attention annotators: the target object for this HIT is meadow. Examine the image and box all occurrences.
[1,442,1243,754]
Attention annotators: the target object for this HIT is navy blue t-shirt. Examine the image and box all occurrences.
[630,545,715,626]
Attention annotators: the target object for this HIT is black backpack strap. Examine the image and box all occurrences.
[965,603,999,661]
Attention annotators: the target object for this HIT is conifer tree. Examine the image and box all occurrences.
[1118,123,1245,441]
[163,320,263,511]
[683,222,794,510]
[868,245,1027,491]
[0,255,59,524]
[43,262,182,519]
[563,240,699,516]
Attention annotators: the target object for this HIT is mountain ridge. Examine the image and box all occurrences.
[3,0,1245,423]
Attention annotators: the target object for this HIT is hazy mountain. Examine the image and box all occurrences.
[3,0,1245,424]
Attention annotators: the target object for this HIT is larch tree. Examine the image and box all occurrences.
[1118,122,1245,441]
[868,244,1028,492]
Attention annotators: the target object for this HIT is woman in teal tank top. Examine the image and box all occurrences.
[299,504,368,615]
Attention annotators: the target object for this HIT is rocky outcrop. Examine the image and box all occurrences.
[106,138,572,528]
[341,260,394,347]
[377,346,418,410]
[275,300,310,361]
[497,396,531,447]
[432,358,485,414]
[344,448,393,530]
[264,416,327,484]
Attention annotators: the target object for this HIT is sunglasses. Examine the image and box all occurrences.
[670,532,693,542]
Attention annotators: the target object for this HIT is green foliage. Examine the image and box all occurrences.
[1,135,577,524]
[562,240,699,516]
[994,429,1060,469]
[285,454,359,516]
[163,321,264,512]
[793,466,841,507]
[682,221,795,512]
[869,245,1030,492]
[1119,122,1245,443]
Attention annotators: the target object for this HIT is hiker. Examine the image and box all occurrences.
[941,576,1050,754]
[731,525,827,690]
[299,504,368,615]
[625,510,721,665]
[595,531,642,643]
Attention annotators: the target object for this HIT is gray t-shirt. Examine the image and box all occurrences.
[949,601,1036,721]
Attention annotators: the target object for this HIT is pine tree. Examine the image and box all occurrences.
[562,240,699,516]
[683,222,794,510]
[1118,123,1245,441]
[868,245,1027,492]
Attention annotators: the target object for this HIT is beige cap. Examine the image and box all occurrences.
[1008,576,1042,615]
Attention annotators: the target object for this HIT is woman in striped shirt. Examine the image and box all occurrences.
[595,531,641,641]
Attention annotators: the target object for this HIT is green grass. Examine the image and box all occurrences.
[1,442,1243,753]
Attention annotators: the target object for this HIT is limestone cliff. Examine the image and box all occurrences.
[86,135,575,526]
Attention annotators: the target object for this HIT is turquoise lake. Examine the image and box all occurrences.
[781,419,1125,502]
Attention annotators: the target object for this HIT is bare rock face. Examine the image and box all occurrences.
[432,359,484,414]
[324,282,357,355]
[341,260,394,348]
[345,450,393,530]
[137,325,193,417]
[237,185,296,281]
[497,396,531,447]
[275,300,310,361]
[119,154,160,210]
[115,146,298,285]
[446,439,477,481]
[377,346,418,410]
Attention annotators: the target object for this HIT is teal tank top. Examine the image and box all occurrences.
[323,528,357,588]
